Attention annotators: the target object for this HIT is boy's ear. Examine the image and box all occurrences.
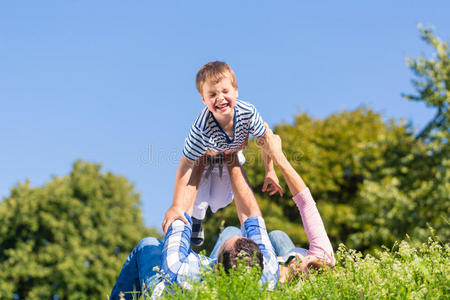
[201,96,206,105]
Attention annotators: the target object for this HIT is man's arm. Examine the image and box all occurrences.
[161,213,209,286]
[224,153,279,288]
[162,155,205,233]
[224,154,261,224]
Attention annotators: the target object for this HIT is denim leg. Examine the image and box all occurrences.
[269,230,296,257]
[110,237,163,300]
[209,226,242,259]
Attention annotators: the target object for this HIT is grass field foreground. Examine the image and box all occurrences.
[149,236,449,299]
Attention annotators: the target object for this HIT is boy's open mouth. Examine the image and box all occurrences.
[215,101,230,111]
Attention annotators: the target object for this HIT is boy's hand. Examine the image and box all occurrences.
[263,170,283,196]
[162,205,189,234]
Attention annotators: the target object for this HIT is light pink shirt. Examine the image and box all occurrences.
[292,188,336,265]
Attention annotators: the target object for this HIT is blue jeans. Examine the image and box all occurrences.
[110,237,163,300]
[268,230,296,258]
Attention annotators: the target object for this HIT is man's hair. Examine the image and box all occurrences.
[217,237,264,274]
[196,61,238,95]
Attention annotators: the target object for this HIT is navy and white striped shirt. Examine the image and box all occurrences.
[157,213,279,296]
[183,99,266,161]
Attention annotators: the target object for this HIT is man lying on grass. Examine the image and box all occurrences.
[110,124,335,299]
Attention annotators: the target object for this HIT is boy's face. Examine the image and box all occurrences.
[201,77,238,118]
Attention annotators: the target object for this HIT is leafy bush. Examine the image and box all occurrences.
[156,236,449,299]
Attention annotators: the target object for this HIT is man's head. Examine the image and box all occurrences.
[217,236,264,274]
[196,61,238,119]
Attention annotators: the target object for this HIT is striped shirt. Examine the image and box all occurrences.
[183,99,266,161]
[158,213,279,295]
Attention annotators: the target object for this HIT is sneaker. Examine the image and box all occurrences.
[191,217,204,246]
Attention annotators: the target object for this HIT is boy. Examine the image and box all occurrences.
[162,61,282,246]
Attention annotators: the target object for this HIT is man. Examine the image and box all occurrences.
[110,153,279,299]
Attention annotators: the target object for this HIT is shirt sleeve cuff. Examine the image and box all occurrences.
[241,216,266,236]
[292,188,314,208]
[170,212,193,229]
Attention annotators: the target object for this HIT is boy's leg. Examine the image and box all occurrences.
[191,177,209,246]
[110,237,163,300]
[209,226,242,259]
[191,217,204,246]
[189,156,208,246]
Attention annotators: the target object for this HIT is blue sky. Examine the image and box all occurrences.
[1,1,449,230]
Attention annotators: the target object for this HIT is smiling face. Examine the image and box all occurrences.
[201,77,238,120]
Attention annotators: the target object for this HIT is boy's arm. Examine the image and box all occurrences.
[257,123,306,196]
[257,123,335,265]
[244,102,283,196]
[261,147,283,196]
[162,155,204,233]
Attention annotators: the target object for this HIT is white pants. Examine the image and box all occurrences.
[192,151,246,220]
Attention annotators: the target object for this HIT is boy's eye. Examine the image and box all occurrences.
[223,89,229,93]
[210,93,216,97]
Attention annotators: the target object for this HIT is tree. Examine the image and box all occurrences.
[0,160,159,299]
[350,26,449,249]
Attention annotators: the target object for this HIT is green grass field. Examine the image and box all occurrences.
[132,236,449,300]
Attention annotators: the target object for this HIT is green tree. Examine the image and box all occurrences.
[350,26,449,249]
[0,160,159,299]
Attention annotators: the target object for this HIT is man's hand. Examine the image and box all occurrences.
[262,170,283,196]
[162,205,188,234]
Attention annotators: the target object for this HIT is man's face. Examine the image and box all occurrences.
[201,77,238,119]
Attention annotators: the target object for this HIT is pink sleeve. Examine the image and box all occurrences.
[293,188,336,265]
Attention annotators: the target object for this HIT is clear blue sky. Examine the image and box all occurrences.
[1,1,449,230]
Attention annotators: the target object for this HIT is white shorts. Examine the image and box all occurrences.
[192,151,246,220]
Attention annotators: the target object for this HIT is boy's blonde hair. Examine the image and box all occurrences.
[196,61,238,96]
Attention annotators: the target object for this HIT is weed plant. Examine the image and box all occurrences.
[138,236,449,299]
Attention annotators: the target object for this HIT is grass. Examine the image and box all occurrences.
[138,235,449,300]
